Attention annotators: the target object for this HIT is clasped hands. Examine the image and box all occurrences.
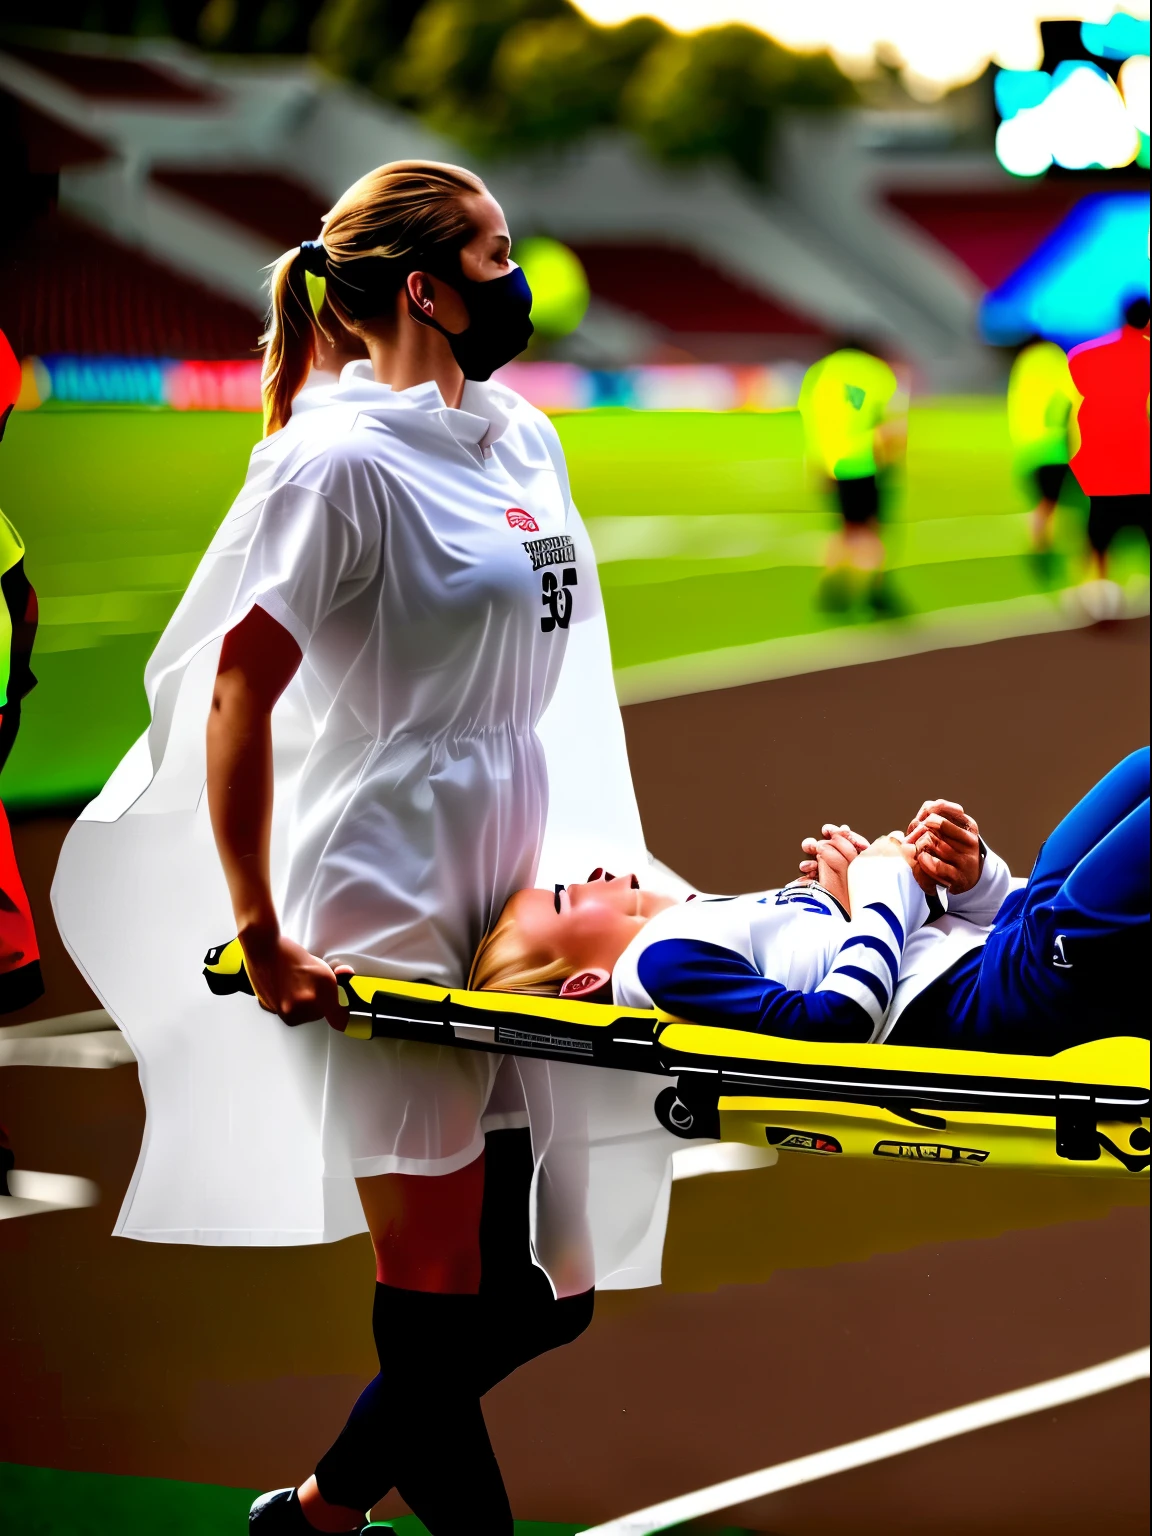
[798,798,983,915]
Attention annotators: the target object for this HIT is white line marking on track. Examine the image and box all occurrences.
[671,1143,777,1180]
[0,1008,114,1040]
[614,587,1150,705]
[580,1347,1151,1535]
[1,1170,100,1221]
[0,1009,133,1068]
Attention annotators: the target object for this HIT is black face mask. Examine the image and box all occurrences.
[409,261,534,382]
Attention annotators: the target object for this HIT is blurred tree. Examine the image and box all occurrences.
[22,0,326,49]
[492,14,661,148]
[379,0,561,132]
[198,0,329,52]
[309,0,424,83]
[623,24,854,182]
[22,0,205,38]
[373,1,850,177]
[20,0,856,182]
[382,0,660,152]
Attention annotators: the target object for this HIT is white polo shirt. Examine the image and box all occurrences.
[217,368,579,982]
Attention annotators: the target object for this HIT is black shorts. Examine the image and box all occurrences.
[1033,463,1066,503]
[835,474,880,525]
[1087,493,1151,555]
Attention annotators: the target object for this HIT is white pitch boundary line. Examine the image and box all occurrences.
[613,585,1150,705]
[0,1169,100,1222]
[0,1008,133,1069]
[580,1346,1151,1536]
[0,1008,114,1040]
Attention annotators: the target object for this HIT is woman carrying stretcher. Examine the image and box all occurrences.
[54,162,684,1536]
[472,750,1149,1055]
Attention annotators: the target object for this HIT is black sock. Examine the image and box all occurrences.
[393,1385,512,1535]
[313,1132,593,1524]
[313,1286,590,1522]
[316,1285,511,1534]
[476,1128,594,1393]
[314,1370,392,1513]
[476,1286,594,1395]
[376,1286,512,1536]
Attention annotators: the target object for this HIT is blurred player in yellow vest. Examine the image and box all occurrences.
[1006,337,1077,553]
[798,341,906,615]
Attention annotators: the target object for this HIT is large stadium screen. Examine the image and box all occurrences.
[994,15,1150,177]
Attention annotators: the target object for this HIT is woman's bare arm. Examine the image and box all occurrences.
[207,605,345,1027]
[208,606,295,932]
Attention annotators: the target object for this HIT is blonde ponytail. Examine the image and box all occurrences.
[261,247,318,435]
[260,159,487,436]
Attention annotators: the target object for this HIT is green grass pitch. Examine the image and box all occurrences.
[0,1461,749,1535]
[0,1462,587,1534]
[0,403,1144,810]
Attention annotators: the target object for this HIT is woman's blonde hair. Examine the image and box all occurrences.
[469,903,569,997]
[261,159,487,434]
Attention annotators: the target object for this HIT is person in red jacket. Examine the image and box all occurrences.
[0,333,41,1018]
[1068,296,1150,588]
[0,330,43,1196]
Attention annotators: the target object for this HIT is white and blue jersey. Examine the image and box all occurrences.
[883,844,1015,1037]
[614,857,933,1043]
[613,748,1150,1055]
[890,750,1149,1054]
[614,830,1132,1053]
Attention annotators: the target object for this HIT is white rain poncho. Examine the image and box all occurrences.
[52,366,684,1292]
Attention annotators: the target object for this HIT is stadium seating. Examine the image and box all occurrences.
[150,169,328,253]
[571,240,827,355]
[0,210,263,359]
[885,185,1089,291]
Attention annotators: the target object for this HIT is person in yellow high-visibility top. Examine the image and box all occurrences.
[1006,336,1077,553]
[798,340,906,615]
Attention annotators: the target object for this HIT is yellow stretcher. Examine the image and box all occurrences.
[204,940,1150,1178]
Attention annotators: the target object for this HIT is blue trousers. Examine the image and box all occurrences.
[894,748,1150,1053]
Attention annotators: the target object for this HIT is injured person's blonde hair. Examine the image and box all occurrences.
[468,903,569,996]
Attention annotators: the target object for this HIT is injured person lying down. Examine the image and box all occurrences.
[470,749,1150,1056]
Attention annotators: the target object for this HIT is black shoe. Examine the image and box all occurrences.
[816,568,855,613]
[867,572,907,618]
[249,1488,362,1534]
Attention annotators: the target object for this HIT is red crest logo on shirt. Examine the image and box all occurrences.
[506,507,539,533]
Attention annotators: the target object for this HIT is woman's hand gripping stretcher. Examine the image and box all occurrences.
[236,925,354,1031]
